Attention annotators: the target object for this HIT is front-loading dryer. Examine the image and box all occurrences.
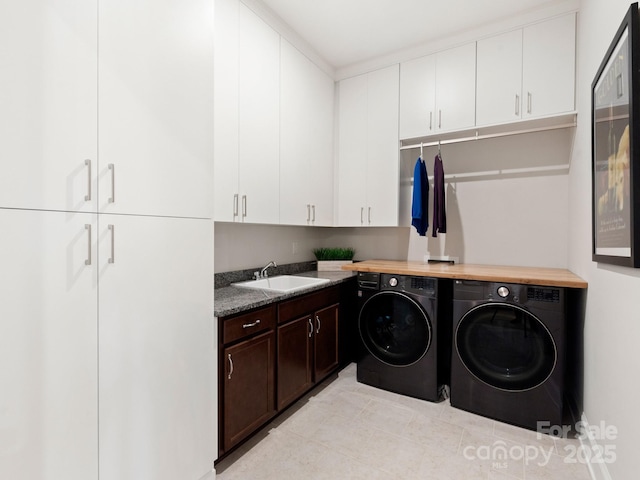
[450,280,568,431]
[356,273,451,402]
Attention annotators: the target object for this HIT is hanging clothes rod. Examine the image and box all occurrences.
[399,119,577,151]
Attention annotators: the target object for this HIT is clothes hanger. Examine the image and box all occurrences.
[420,142,424,162]
[437,140,442,160]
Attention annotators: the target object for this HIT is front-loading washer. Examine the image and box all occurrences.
[356,272,451,402]
[450,280,568,431]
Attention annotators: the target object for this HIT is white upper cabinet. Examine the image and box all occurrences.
[338,65,399,227]
[0,0,97,212]
[280,39,335,226]
[476,29,523,126]
[214,0,280,224]
[213,0,240,222]
[477,13,576,126]
[522,13,576,119]
[399,43,476,139]
[98,0,214,219]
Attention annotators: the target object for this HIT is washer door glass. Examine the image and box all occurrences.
[455,303,556,391]
[359,291,432,366]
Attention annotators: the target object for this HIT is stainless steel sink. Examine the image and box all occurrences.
[232,275,330,293]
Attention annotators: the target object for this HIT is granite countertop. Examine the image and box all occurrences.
[214,270,356,318]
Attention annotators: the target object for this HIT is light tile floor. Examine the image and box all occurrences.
[215,364,592,480]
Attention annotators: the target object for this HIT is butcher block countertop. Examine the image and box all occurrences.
[342,260,588,289]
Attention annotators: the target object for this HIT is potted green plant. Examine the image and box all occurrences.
[313,247,355,271]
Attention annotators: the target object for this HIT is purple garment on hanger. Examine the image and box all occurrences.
[432,154,446,237]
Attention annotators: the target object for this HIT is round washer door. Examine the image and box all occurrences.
[359,291,432,367]
[455,303,557,391]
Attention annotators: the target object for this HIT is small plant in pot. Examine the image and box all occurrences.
[313,247,355,271]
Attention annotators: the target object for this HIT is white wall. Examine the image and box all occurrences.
[570,2,640,478]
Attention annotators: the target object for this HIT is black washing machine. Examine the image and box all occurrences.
[450,280,568,431]
[356,272,451,402]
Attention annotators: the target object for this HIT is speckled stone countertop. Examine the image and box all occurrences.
[214,270,356,318]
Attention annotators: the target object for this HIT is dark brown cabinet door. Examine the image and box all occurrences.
[277,316,313,410]
[223,330,275,452]
[314,303,339,381]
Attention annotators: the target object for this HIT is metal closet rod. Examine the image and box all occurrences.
[399,120,577,151]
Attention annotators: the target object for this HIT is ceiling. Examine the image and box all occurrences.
[259,0,563,69]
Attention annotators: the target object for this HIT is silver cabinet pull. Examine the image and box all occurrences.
[233,194,239,218]
[312,205,315,223]
[308,318,313,338]
[527,92,532,114]
[315,315,321,334]
[108,224,115,264]
[307,204,311,223]
[242,195,247,219]
[438,110,442,129]
[429,111,432,130]
[84,159,92,201]
[108,164,115,203]
[368,207,371,224]
[515,94,520,116]
[227,353,233,380]
[242,319,261,329]
[360,207,364,225]
[84,224,92,266]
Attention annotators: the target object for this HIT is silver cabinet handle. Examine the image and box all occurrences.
[360,207,364,225]
[242,195,247,219]
[438,110,442,129]
[308,318,313,338]
[227,353,233,380]
[108,164,115,203]
[527,92,532,114]
[84,159,92,201]
[85,224,92,266]
[108,224,115,264]
[242,319,261,329]
[368,207,371,224]
[315,315,321,334]
[312,205,315,223]
[307,204,311,223]
[429,111,432,130]
[233,194,239,218]
[515,94,520,116]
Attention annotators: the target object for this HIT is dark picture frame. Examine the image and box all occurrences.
[592,2,640,267]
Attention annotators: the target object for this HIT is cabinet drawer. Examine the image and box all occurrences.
[278,286,339,324]
[223,305,276,344]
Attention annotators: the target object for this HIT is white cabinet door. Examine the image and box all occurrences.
[214,0,241,222]
[98,215,214,480]
[280,39,335,226]
[98,0,214,219]
[435,43,477,132]
[367,65,400,226]
[523,14,576,118]
[337,73,368,226]
[0,0,97,212]
[0,209,98,480]
[237,3,280,224]
[476,29,523,126]
[399,54,436,139]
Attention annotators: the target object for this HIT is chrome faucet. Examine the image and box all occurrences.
[259,261,277,279]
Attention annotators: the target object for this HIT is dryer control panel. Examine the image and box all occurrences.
[381,274,437,296]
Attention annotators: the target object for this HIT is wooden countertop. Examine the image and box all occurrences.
[342,260,588,289]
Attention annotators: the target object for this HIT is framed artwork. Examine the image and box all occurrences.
[592,2,640,267]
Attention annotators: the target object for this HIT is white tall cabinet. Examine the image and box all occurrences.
[0,1,215,479]
[337,65,400,227]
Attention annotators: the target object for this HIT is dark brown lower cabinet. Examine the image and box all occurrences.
[219,284,348,459]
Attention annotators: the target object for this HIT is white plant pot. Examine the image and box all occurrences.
[317,260,353,271]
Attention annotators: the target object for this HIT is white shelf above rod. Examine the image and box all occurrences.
[399,119,577,151]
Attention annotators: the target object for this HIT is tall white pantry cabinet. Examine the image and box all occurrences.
[0,1,216,480]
